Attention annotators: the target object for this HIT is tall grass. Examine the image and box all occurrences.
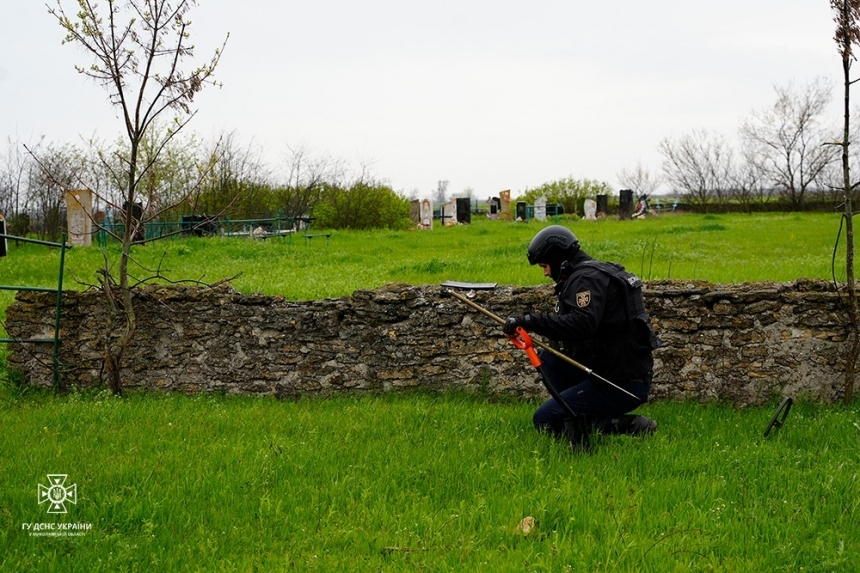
[0,391,858,571]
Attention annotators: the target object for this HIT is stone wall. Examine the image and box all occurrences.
[5,279,852,405]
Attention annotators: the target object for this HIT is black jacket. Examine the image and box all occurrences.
[526,250,655,383]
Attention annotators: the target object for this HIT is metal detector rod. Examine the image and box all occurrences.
[447,289,639,401]
[510,326,581,420]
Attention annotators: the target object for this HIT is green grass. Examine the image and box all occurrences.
[1,213,858,570]
[0,213,848,309]
[1,390,858,571]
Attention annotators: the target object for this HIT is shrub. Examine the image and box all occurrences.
[519,177,613,216]
[314,181,412,230]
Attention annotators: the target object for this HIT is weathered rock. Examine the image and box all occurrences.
[5,279,853,405]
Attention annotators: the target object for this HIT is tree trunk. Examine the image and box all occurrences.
[839,4,858,402]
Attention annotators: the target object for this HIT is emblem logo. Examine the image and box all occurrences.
[576,290,591,308]
[38,474,77,514]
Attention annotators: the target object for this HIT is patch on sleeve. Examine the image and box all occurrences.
[576,290,591,308]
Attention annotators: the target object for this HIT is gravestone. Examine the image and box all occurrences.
[65,189,93,247]
[499,190,512,220]
[419,198,433,230]
[515,201,527,221]
[456,198,471,224]
[596,194,608,216]
[619,189,634,220]
[409,199,420,225]
[534,197,547,221]
[488,197,500,219]
[442,200,458,226]
[584,199,597,220]
[0,214,6,257]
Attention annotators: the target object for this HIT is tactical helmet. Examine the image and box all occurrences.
[527,225,579,266]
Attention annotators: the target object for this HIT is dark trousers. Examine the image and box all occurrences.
[532,350,650,438]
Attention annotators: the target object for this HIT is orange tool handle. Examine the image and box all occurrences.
[508,326,542,368]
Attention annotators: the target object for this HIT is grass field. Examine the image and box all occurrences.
[2,391,859,572]
[0,212,848,308]
[1,212,859,571]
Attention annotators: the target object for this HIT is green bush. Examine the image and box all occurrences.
[314,181,412,230]
[519,176,613,216]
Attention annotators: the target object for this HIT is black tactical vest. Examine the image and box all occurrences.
[575,260,661,351]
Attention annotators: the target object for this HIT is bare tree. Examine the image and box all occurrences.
[276,143,339,219]
[28,142,87,241]
[457,186,475,200]
[48,0,227,393]
[658,130,734,210]
[89,126,208,232]
[832,0,860,402]
[0,135,42,236]
[616,162,662,198]
[728,143,772,210]
[434,180,449,206]
[77,134,119,218]
[196,131,270,220]
[132,127,204,222]
[818,153,860,203]
[740,79,837,210]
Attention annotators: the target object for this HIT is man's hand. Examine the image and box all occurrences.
[503,314,531,335]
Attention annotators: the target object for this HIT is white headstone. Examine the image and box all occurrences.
[65,189,93,246]
[443,200,458,226]
[584,199,597,221]
[534,196,547,221]
[419,198,433,230]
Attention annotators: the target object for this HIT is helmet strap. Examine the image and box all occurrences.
[557,260,573,282]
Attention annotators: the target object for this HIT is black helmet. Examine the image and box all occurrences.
[527,225,579,266]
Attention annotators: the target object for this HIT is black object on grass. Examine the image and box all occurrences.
[764,396,793,437]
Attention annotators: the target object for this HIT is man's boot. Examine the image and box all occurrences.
[597,415,657,436]
[563,417,593,453]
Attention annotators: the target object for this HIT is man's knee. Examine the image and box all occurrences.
[533,409,551,432]
[533,407,562,436]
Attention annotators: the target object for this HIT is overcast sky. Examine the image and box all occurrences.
[0,1,841,197]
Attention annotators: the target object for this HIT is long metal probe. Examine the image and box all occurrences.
[448,290,640,401]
